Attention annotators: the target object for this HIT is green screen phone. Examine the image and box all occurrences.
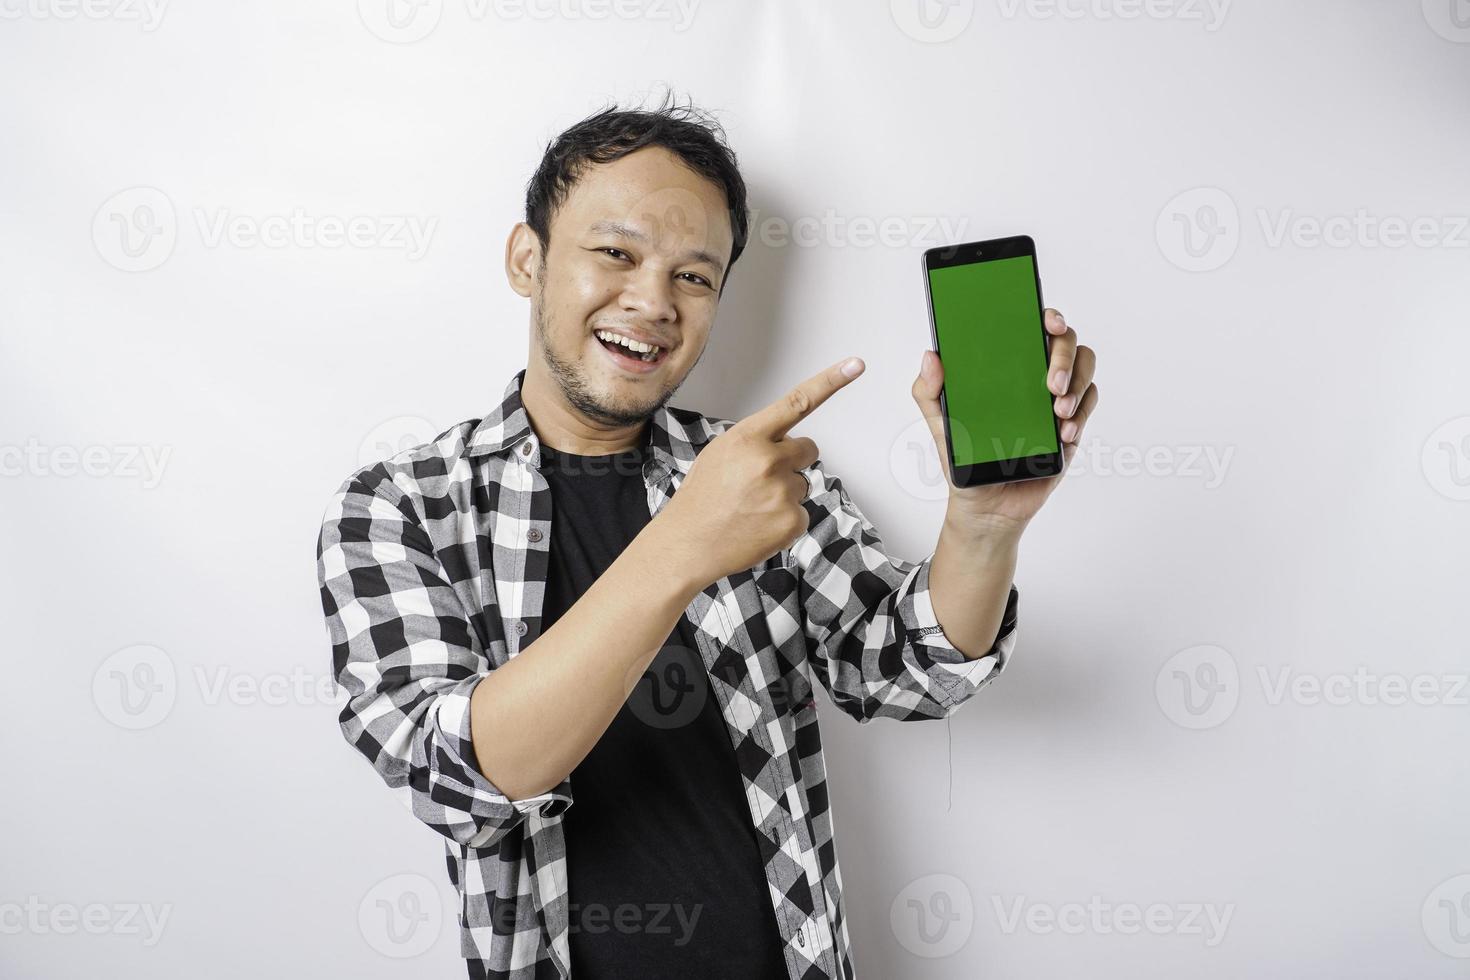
[922,236,1063,486]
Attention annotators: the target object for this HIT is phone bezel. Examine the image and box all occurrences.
[921,235,1065,488]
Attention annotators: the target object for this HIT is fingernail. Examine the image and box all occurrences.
[841,357,863,378]
[1061,420,1077,442]
[1053,370,1069,394]
[1058,394,1076,417]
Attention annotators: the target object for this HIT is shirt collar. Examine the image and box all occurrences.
[466,368,711,477]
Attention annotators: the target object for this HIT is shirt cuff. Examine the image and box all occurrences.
[902,557,1017,689]
[436,674,573,818]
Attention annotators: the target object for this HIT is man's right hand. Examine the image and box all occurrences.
[654,356,867,589]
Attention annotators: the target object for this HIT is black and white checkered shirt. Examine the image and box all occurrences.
[315,368,1019,979]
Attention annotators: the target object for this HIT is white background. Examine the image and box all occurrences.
[3,1,1469,977]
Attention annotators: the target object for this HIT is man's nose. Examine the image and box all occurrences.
[619,265,676,324]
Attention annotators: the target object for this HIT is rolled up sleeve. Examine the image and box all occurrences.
[316,469,570,851]
[792,460,1019,723]
[897,555,1018,708]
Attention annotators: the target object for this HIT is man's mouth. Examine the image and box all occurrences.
[593,328,668,366]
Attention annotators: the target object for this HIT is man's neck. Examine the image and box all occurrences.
[520,360,649,456]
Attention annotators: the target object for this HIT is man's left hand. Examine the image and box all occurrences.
[911,307,1098,536]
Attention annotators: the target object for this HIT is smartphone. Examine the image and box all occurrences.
[921,235,1064,487]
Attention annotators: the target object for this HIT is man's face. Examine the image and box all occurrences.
[516,145,735,427]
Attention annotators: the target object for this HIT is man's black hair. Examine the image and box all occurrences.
[524,90,751,293]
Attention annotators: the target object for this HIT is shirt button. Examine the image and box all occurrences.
[514,620,528,636]
[527,528,543,543]
[520,442,532,456]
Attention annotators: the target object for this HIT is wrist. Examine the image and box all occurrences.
[633,514,710,604]
[941,505,1026,553]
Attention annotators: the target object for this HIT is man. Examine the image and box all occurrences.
[315,96,1097,980]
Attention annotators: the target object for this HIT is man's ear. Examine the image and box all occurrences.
[504,222,543,298]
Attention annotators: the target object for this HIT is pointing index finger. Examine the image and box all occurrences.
[742,356,865,440]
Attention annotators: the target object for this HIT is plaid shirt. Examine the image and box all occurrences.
[315,368,1019,979]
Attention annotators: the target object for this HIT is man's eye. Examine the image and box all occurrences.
[599,248,630,260]
[679,273,712,288]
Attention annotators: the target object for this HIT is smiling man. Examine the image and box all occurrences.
[315,95,1097,980]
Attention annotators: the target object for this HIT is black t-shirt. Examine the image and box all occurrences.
[537,440,789,980]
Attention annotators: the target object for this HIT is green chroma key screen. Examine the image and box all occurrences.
[927,254,1059,466]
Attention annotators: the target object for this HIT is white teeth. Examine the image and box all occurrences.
[595,329,661,357]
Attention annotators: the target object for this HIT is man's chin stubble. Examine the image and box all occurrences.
[566,383,665,428]
[547,348,681,428]
[533,302,695,428]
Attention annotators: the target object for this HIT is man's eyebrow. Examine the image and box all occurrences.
[588,220,726,275]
